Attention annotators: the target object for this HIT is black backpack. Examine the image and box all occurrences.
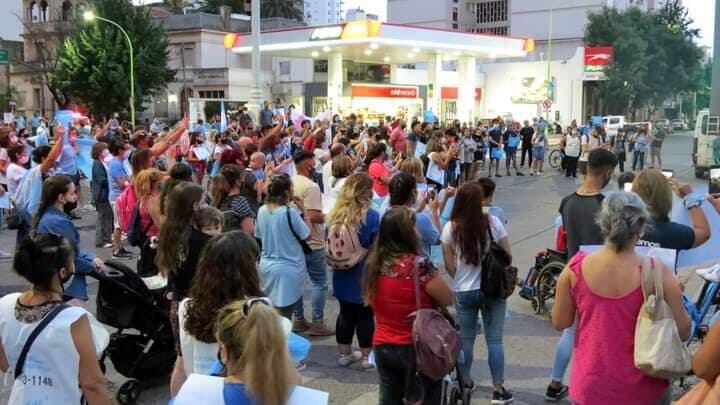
[127,204,152,247]
[481,224,518,299]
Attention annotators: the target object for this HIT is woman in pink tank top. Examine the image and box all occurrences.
[552,192,691,404]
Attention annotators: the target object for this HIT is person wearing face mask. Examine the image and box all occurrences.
[0,234,112,405]
[544,148,618,401]
[563,127,582,178]
[33,175,105,304]
[291,150,335,336]
[34,120,49,146]
[107,136,133,260]
[91,143,113,249]
[6,144,29,197]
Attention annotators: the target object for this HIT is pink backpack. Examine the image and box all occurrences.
[326,222,367,270]
[115,185,136,233]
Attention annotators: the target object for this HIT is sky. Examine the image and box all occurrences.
[686,0,716,49]
[342,0,388,21]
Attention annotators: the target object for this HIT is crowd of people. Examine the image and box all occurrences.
[0,104,718,405]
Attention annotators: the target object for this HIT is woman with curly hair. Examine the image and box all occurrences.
[173,231,264,394]
[327,173,380,368]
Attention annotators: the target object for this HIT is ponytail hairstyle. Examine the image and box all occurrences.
[215,300,294,404]
[32,175,74,232]
[211,164,243,208]
[14,234,75,292]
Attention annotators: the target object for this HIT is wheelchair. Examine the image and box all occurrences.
[518,249,568,315]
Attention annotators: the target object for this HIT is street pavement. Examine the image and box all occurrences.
[0,131,707,404]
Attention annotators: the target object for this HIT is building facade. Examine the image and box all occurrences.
[304,0,342,25]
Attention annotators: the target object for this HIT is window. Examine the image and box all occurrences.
[33,88,41,109]
[452,23,458,29]
[62,1,73,21]
[28,1,39,23]
[279,61,291,75]
[452,7,458,22]
[475,0,508,24]
[39,0,48,22]
[198,90,225,99]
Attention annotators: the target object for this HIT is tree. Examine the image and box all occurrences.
[161,0,186,14]
[584,1,704,118]
[198,0,247,14]
[51,0,175,119]
[261,0,303,21]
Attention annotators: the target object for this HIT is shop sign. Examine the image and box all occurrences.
[440,87,482,101]
[310,26,343,41]
[351,85,418,99]
[584,46,613,81]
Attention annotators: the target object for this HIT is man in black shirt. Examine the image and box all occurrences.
[546,148,618,401]
[519,120,535,168]
[488,119,503,177]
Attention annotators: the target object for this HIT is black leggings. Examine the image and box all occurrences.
[335,300,374,348]
[521,146,533,166]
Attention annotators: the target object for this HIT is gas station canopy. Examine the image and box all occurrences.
[225,20,533,63]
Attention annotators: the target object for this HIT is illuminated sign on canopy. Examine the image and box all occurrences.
[351,85,418,99]
[309,20,382,42]
[310,26,343,41]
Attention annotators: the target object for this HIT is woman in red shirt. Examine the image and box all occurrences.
[363,207,454,405]
[367,143,400,198]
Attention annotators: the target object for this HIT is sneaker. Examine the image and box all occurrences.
[516,172,525,176]
[338,351,362,367]
[308,321,335,336]
[292,319,311,334]
[491,388,514,404]
[530,172,535,176]
[495,174,502,178]
[361,357,375,370]
[103,243,113,249]
[0,251,11,260]
[545,384,569,402]
[112,248,134,260]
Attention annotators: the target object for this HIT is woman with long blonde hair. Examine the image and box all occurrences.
[326,173,380,368]
[173,299,300,404]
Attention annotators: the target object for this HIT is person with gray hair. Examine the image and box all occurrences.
[551,191,691,404]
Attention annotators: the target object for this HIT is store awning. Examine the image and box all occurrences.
[226,20,533,64]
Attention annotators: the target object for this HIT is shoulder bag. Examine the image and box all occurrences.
[286,206,313,254]
[634,257,691,379]
[409,257,462,382]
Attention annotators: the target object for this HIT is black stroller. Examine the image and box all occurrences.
[92,260,175,404]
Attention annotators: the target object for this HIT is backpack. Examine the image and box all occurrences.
[326,222,366,270]
[408,257,462,381]
[115,185,136,233]
[481,222,518,299]
[127,204,152,247]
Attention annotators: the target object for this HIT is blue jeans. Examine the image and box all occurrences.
[293,248,328,322]
[550,323,576,382]
[455,289,506,385]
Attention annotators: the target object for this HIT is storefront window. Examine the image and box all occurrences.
[345,62,390,83]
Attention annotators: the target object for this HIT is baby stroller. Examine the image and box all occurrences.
[440,354,472,405]
[519,249,568,315]
[92,260,176,404]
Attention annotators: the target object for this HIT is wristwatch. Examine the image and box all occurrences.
[683,194,704,210]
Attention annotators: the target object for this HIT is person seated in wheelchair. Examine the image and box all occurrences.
[519,215,568,300]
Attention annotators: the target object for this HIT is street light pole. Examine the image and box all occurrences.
[83,11,135,126]
[545,0,554,126]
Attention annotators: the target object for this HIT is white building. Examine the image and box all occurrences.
[304,0,343,25]
[387,0,462,30]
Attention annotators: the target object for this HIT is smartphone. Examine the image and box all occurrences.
[623,182,633,192]
[661,170,674,178]
[710,167,720,198]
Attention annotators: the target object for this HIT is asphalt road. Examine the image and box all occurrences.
[0,131,707,404]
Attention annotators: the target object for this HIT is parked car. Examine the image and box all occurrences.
[693,109,715,178]
[602,115,625,138]
[671,119,685,131]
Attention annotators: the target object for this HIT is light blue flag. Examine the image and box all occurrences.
[75,138,97,179]
[220,100,227,132]
[671,187,720,269]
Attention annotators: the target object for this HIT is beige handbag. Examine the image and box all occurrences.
[634,257,692,379]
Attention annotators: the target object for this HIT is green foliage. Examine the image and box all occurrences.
[584,0,704,118]
[261,0,303,20]
[51,0,175,120]
[198,0,247,14]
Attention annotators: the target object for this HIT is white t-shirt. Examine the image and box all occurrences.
[7,163,28,197]
[313,148,328,172]
[440,215,508,292]
[321,160,333,193]
[565,135,581,158]
[579,134,600,162]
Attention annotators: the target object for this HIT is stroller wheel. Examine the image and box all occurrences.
[117,379,141,404]
[530,297,540,314]
[461,387,472,405]
[449,386,461,404]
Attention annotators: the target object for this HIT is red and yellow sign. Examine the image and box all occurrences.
[341,20,382,40]
[440,87,482,101]
[351,85,418,99]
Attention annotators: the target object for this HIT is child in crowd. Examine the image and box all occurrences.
[194,206,224,237]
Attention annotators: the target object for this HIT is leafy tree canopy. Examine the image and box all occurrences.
[261,0,303,20]
[584,0,704,118]
[51,0,175,119]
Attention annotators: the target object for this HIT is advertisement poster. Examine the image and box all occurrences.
[510,77,556,104]
[584,47,614,81]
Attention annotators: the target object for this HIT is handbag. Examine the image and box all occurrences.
[634,257,692,379]
[409,257,462,382]
[676,375,720,404]
[286,206,313,254]
[5,203,28,230]
[480,226,517,300]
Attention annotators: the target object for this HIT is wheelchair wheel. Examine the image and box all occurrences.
[535,262,565,315]
[548,149,563,169]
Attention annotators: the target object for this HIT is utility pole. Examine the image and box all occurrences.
[250,0,262,116]
[710,0,720,116]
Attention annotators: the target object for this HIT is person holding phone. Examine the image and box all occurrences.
[633,170,710,254]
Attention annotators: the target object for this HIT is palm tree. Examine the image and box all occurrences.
[198,0,247,14]
[261,0,303,21]
[161,0,186,13]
